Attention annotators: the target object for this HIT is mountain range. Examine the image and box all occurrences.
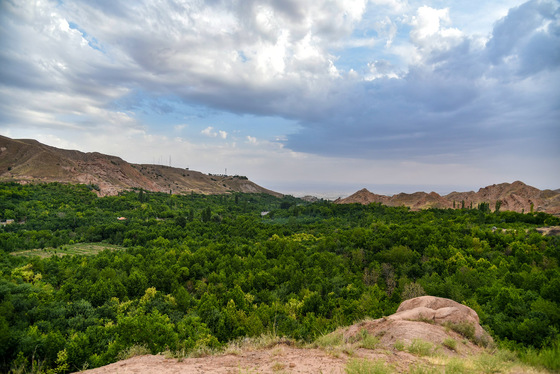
[0,135,280,197]
[335,182,560,216]
[2,135,559,215]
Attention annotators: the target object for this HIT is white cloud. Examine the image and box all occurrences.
[409,6,464,58]
[201,127,217,137]
[1,0,558,193]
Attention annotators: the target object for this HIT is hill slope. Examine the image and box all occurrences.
[0,135,281,197]
[336,181,560,215]
[82,297,545,374]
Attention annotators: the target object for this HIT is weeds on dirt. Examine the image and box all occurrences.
[312,328,380,358]
[394,340,405,351]
[117,344,150,360]
[475,352,509,374]
[444,358,468,374]
[271,361,286,372]
[315,331,345,348]
[345,358,393,374]
[354,329,380,350]
[442,338,457,351]
[407,365,441,374]
[224,334,298,354]
[407,339,435,357]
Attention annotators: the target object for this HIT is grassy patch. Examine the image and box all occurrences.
[444,358,468,374]
[442,338,457,351]
[407,365,441,374]
[345,358,393,374]
[443,322,475,340]
[271,361,286,372]
[10,243,124,258]
[520,341,560,372]
[314,331,345,348]
[475,353,506,374]
[349,329,380,350]
[117,344,150,360]
[407,339,435,357]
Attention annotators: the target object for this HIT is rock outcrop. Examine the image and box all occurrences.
[344,296,492,351]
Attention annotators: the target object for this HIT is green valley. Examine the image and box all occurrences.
[1,182,559,373]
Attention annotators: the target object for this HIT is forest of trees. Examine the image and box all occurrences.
[0,182,559,373]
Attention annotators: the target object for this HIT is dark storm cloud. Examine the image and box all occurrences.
[283,0,560,160]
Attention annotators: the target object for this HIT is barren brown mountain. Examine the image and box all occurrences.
[0,135,281,197]
[336,182,560,216]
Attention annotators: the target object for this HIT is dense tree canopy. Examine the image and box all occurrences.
[0,182,559,372]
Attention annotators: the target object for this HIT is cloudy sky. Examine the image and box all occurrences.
[1,0,559,197]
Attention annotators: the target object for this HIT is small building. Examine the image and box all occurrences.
[117,217,127,221]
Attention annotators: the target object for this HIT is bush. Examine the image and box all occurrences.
[444,322,475,340]
[407,339,434,356]
[348,329,379,350]
[442,338,457,351]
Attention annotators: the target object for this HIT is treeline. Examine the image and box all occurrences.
[0,182,559,373]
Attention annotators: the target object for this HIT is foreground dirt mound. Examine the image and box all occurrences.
[82,297,494,374]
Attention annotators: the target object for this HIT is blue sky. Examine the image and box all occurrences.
[1,0,558,197]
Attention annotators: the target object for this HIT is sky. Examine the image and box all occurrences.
[1,0,559,198]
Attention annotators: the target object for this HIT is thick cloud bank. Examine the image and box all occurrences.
[0,0,558,192]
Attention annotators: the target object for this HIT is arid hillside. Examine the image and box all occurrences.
[0,135,281,197]
[82,297,546,374]
[336,181,560,215]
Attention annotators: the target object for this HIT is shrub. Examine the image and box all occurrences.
[407,339,434,356]
[442,338,457,351]
[349,329,379,350]
[444,322,475,340]
[394,340,405,351]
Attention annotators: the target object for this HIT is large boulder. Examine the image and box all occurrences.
[391,296,490,344]
[343,296,493,352]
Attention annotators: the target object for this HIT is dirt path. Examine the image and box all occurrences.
[80,346,423,374]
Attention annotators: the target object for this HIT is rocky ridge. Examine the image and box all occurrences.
[336,181,560,215]
[0,135,281,197]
